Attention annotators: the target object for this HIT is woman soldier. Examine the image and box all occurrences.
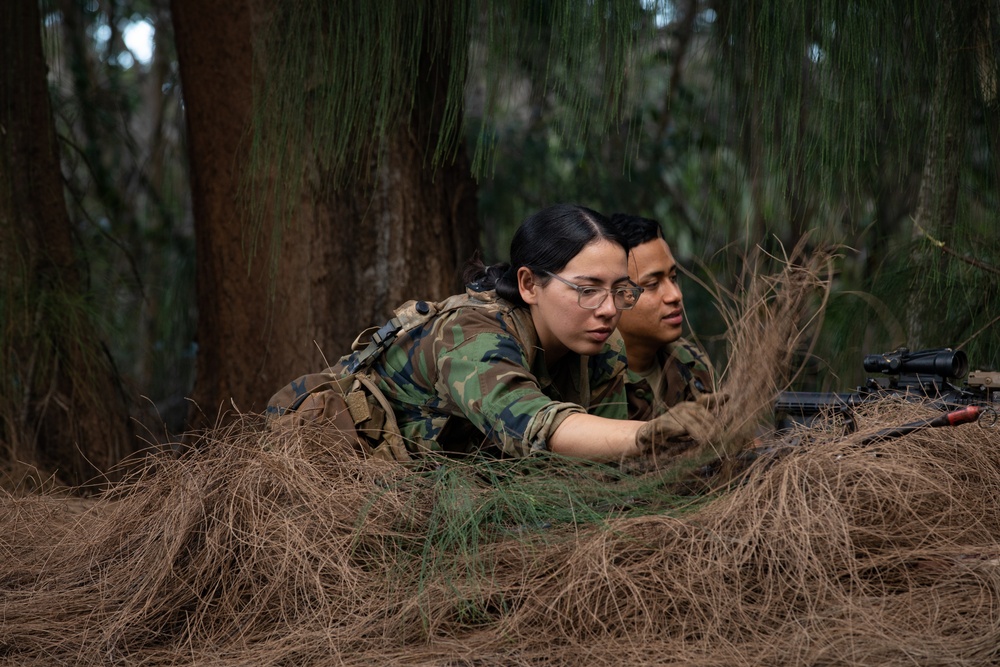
[268,203,716,462]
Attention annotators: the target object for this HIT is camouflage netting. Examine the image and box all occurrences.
[5,248,999,666]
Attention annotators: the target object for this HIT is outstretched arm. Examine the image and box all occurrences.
[549,401,717,462]
[548,413,644,461]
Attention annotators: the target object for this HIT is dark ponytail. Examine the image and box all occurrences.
[463,257,513,296]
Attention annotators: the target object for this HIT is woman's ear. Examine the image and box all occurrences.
[517,267,540,305]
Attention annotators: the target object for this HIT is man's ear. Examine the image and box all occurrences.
[517,267,540,305]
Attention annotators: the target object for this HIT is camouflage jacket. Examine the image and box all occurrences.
[625,338,715,421]
[270,287,629,458]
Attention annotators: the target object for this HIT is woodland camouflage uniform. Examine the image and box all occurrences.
[625,338,715,421]
[268,286,629,458]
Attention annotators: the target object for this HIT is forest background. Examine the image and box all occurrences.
[2,0,998,488]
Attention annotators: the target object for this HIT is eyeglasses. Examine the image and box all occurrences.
[536,270,644,310]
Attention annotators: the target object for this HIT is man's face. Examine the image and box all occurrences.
[618,238,684,348]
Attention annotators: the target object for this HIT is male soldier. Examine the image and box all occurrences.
[609,214,716,421]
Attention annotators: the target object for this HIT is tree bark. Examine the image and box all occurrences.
[0,0,133,488]
[171,0,478,425]
[907,2,974,348]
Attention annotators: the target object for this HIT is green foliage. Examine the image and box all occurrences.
[246,0,658,253]
[0,265,107,471]
[356,453,708,617]
[22,0,1000,441]
[43,0,196,433]
[478,0,1000,388]
[710,0,1000,380]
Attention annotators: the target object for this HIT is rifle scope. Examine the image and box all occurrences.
[863,347,968,379]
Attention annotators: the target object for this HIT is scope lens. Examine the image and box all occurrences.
[935,349,968,378]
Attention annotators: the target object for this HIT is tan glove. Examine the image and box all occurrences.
[695,390,730,411]
[635,401,716,455]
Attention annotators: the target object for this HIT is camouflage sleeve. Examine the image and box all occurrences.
[435,332,586,457]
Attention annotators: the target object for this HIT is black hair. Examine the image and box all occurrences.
[608,213,665,249]
[465,203,629,307]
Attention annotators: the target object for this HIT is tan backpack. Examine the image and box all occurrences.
[266,313,415,462]
[267,290,522,462]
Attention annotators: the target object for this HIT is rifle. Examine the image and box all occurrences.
[774,347,999,441]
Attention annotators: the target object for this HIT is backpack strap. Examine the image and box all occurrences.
[354,372,410,461]
[345,317,403,374]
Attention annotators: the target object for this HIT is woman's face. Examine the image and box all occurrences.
[518,239,630,364]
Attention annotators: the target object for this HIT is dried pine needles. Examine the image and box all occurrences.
[3,249,1000,666]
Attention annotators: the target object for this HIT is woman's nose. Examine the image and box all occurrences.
[596,294,619,317]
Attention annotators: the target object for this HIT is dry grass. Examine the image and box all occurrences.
[648,241,836,481]
[718,243,834,436]
[4,249,1000,666]
[3,407,999,666]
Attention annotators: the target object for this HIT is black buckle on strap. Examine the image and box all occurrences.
[346,317,402,373]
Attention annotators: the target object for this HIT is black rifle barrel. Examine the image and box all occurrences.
[774,392,860,413]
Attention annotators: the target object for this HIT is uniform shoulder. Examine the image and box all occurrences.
[665,337,711,369]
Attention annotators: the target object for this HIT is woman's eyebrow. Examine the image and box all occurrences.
[570,273,631,285]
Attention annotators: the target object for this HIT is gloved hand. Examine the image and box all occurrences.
[694,390,730,411]
[635,401,716,455]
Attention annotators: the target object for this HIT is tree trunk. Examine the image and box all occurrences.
[171,0,478,425]
[315,8,480,355]
[715,0,769,245]
[907,2,973,348]
[0,0,133,488]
